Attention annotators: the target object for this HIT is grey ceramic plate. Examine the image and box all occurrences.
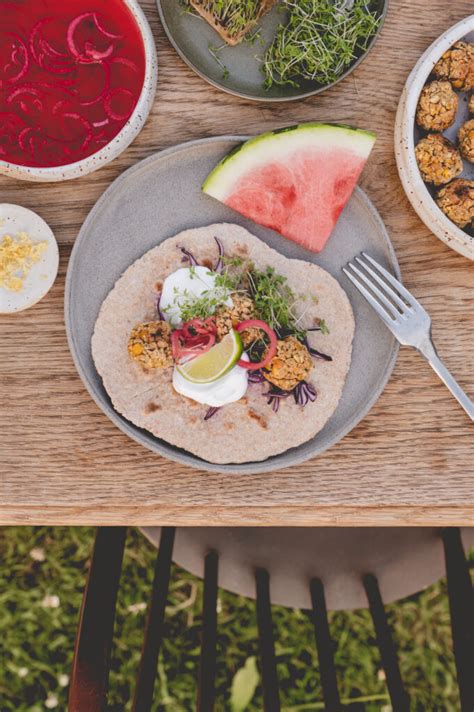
[65,136,399,474]
[157,0,388,102]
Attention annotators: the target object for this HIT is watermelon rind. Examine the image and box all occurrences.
[202,123,376,200]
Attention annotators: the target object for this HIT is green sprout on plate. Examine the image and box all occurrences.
[263,0,382,88]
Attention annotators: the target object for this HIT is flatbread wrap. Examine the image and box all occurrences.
[92,223,354,464]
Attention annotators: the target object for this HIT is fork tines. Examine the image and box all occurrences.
[342,252,420,325]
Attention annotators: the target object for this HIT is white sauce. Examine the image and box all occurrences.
[163,265,245,407]
[172,353,249,407]
[160,265,231,326]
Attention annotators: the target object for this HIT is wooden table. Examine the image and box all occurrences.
[1,0,473,527]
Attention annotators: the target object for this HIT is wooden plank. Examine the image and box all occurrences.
[0,0,473,526]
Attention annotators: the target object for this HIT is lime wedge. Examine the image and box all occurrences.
[177,330,243,384]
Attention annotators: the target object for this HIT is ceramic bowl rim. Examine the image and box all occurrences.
[394,14,474,261]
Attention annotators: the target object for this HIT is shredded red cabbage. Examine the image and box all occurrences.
[264,385,291,413]
[263,380,317,412]
[293,381,317,406]
[180,247,198,266]
[301,336,332,361]
[204,406,220,420]
[307,346,332,361]
[248,369,265,384]
[156,293,165,320]
[214,237,224,272]
[180,237,225,272]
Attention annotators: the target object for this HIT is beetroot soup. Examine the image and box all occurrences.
[0,0,146,168]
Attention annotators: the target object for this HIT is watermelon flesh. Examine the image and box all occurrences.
[202,123,376,253]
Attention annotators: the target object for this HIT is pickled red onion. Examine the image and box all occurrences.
[171,319,218,363]
[104,88,134,121]
[236,320,277,370]
[0,33,29,88]
[66,12,122,63]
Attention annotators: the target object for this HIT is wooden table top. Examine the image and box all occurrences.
[1,0,473,527]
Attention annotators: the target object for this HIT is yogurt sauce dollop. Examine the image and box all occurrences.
[160,265,248,407]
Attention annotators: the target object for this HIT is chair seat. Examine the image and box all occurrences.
[141,526,474,610]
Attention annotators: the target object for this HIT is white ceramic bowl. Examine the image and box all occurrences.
[0,203,59,313]
[395,16,474,261]
[0,0,157,183]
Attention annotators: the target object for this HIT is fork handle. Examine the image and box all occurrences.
[419,340,474,421]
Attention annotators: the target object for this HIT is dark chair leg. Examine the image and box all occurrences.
[256,568,280,712]
[442,528,474,712]
[197,550,219,712]
[363,573,410,712]
[69,527,127,712]
[132,527,176,712]
[310,578,341,712]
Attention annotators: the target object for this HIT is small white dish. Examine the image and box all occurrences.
[0,204,59,313]
[394,16,474,261]
[0,0,157,183]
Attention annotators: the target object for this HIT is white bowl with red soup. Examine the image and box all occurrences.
[0,0,157,181]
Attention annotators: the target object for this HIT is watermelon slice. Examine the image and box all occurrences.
[202,123,376,253]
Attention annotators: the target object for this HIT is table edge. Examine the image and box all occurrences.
[2,504,474,527]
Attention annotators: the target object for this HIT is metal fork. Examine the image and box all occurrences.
[343,252,474,421]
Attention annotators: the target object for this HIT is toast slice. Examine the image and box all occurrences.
[189,0,276,46]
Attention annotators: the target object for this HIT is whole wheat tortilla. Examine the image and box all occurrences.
[92,224,354,463]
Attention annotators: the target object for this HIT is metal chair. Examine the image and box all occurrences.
[69,527,474,712]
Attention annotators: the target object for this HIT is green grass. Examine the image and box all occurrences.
[0,527,471,711]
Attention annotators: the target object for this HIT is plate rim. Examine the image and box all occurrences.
[156,0,389,103]
[65,135,400,474]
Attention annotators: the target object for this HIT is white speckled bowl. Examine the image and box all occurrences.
[0,0,157,183]
[395,15,474,261]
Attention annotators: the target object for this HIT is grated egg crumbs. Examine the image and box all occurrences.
[0,232,47,292]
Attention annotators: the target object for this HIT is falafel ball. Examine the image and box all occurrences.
[263,336,313,392]
[469,94,474,114]
[414,134,463,185]
[436,179,474,229]
[432,41,474,92]
[458,118,474,163]
[416,81,458,132]
[128,321,173,369]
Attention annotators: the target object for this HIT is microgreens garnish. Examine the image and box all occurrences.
[208,43,230,80]
[319,319,329,335]
[246,265,306,339]
[171,286,231,322]
[223,255,244,268]
[193,0,264,38]
[263,0,381,88]
[166,248,329,345]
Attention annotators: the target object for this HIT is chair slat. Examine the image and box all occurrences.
[197,550,219,712]
[69,527,127,712]
[132,527,176,712]
[442,528,474,712]
[256,568,280,712]
[363,573,409,712]
[310,578,341,712]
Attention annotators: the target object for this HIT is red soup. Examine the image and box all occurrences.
[0,0,146,168]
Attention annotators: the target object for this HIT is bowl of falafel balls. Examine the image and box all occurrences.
[395,16,473,260]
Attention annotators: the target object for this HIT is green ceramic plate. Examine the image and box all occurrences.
[157,0,388,102]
